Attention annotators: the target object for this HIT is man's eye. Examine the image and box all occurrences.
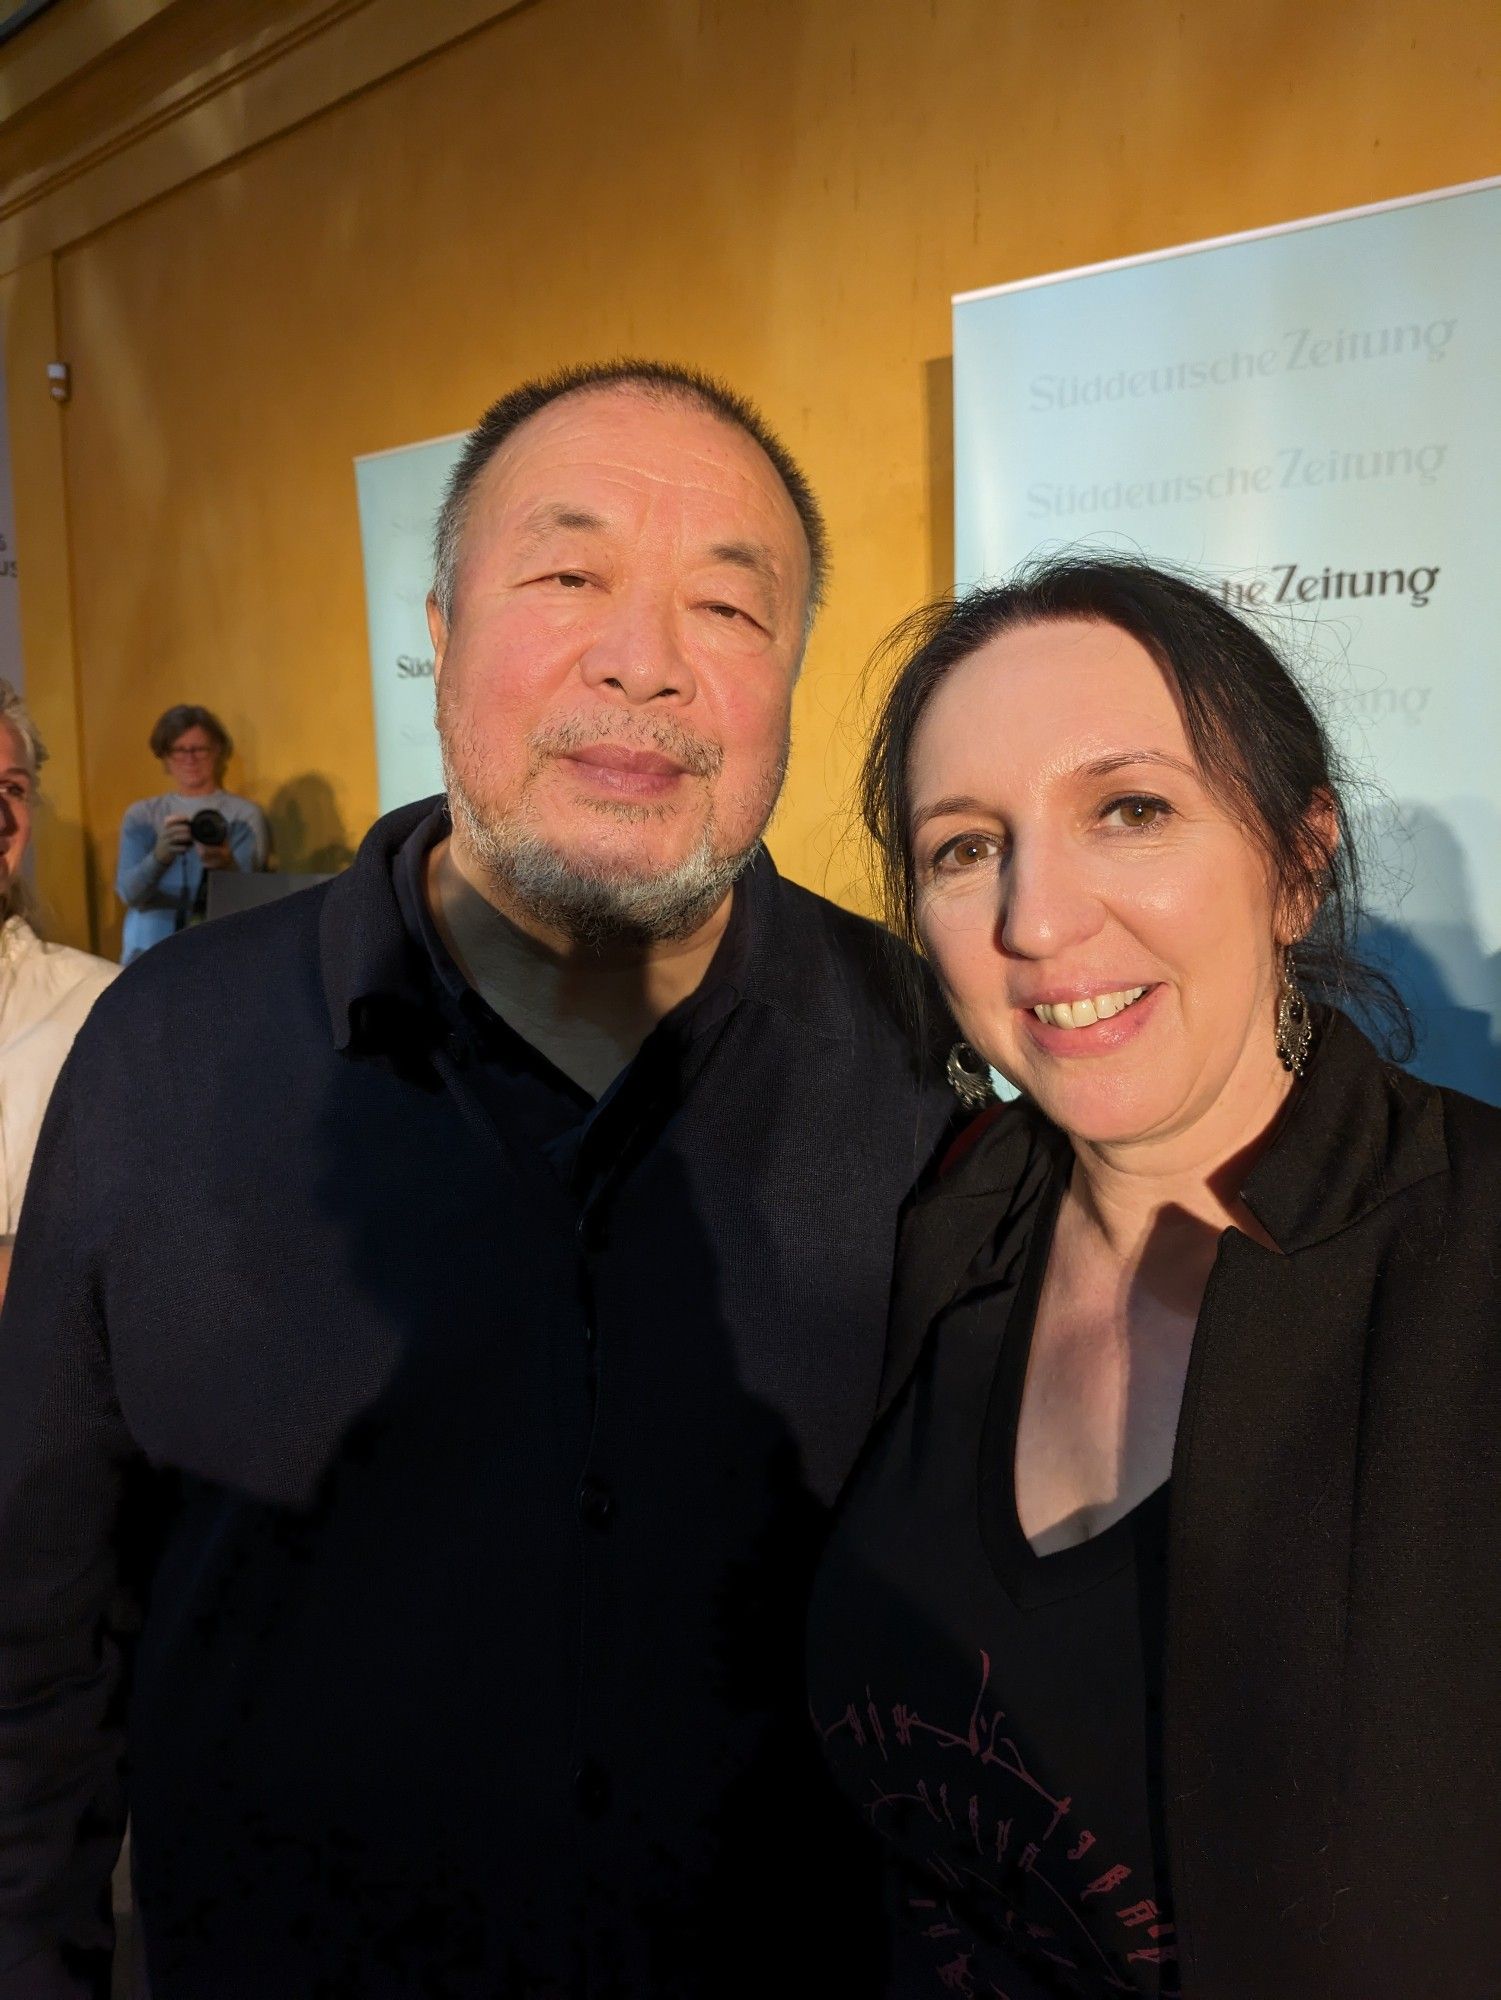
[1102,794,1171,831]
[932,833,999,872]
[552,572,589,589]
[704,602,754,625]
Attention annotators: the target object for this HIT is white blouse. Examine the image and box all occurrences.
[0,917,117,1239]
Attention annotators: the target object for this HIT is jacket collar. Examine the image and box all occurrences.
[1236,1007,1448,1252]
[320,798,437,1052]
[928,1006,1448,1256]
[318,795,858,1054]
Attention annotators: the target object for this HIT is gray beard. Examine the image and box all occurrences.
[448,790,759,948]
[441,718,783,948]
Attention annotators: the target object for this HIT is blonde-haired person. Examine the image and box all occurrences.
[0,682,116,1305]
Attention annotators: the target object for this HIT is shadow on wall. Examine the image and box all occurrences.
[1359,800,1501,1106]
[268,773,356,876]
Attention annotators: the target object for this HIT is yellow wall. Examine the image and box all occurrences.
[13,0,1501,952]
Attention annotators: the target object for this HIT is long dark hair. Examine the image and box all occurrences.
[860,553,1411,1056]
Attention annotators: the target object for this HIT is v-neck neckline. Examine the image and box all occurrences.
[977,1167,1171,1609]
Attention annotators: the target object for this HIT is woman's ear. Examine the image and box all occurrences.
[1277,789,1340,945]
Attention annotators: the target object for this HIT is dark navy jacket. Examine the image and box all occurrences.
[0,799,955,1999]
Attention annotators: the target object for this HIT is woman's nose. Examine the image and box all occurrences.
[998,834,1104,959]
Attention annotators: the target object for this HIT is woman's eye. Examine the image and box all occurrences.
[1103,795,1169,831]
[933,832,999,872]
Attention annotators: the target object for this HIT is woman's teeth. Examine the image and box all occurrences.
[1033,986,1147,1029]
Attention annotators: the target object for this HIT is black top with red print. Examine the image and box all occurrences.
[808,1168,1179,1999]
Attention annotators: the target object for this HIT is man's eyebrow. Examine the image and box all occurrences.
[706,540,784,590]
[1078,750,1199,780]
[0,765,30,781]
[515,502,609,541]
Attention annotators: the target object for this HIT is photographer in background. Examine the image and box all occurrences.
[0,681,115,1308]
[115,704,269,963]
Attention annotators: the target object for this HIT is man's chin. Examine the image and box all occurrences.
[459,818,752,949]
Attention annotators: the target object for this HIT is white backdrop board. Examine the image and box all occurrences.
[953,178,1501,1102]
[354,432,464,814]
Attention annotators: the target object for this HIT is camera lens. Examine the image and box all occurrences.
[188,808,229,846]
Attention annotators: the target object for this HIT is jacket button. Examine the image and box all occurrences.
[572,1759,610,1816]
[578,1479,613,1528]
[445,1031,470,1067]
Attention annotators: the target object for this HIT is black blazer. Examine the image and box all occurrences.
[881,1010,1501,1999]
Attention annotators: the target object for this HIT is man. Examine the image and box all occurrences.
[0,362,954,1998]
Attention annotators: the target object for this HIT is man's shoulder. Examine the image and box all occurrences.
[89,879,332,1033]
[757,866,936,1030]
[760,866,905,975]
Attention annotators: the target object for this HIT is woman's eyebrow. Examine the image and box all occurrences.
[911,793,993,832]
[1078,750,1198,780]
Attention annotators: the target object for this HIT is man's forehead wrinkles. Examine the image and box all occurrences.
[510,452,781,507]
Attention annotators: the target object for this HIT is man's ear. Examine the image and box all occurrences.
[426,594,449,687]
[1278,787,1340,944]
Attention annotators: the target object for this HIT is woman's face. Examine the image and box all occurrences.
[163,726,222,795]
[0,720,35,901]
[909,617,1290,1150]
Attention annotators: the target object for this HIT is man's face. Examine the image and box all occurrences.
[429,386,810,942]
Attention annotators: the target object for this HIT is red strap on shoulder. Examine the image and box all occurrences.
[939,1102,1009,1178]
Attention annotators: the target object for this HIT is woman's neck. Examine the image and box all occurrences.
[1066,1043,1295,1270]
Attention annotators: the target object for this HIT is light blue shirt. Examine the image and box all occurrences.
[115,790,270,964]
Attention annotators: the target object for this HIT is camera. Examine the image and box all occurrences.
[187,807,228,846]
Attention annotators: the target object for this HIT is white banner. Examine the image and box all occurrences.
[954,178,1501,1103]
[354,433,464,815]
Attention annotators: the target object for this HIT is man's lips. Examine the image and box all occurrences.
[562,745,687,778]
[554,742,696,799]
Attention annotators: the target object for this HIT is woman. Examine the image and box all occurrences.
[808,559,1500,1998]
[115,703,269,963]
[0,681,116,1304]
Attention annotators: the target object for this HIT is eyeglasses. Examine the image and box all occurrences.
[168,744,216,760]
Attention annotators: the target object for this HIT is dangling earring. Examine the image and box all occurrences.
[1274,949,1313,1077]
[946,1041,994,1110]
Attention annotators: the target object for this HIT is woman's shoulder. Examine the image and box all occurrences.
[219,790,266,819]
[936,1092,1065,1191]
[1429,1073,1501,1181]
[0,921,116,1029]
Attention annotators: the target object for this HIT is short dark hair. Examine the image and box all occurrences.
[149,705,232,763]
[860,553,1411,1055]
[431,359,828,629]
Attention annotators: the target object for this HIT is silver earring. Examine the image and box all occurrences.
[1275,951,1313,1077]
[946,1041,994,1110]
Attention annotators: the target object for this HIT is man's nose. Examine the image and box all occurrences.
[997,831,1104,960]
[578,589,696,705]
